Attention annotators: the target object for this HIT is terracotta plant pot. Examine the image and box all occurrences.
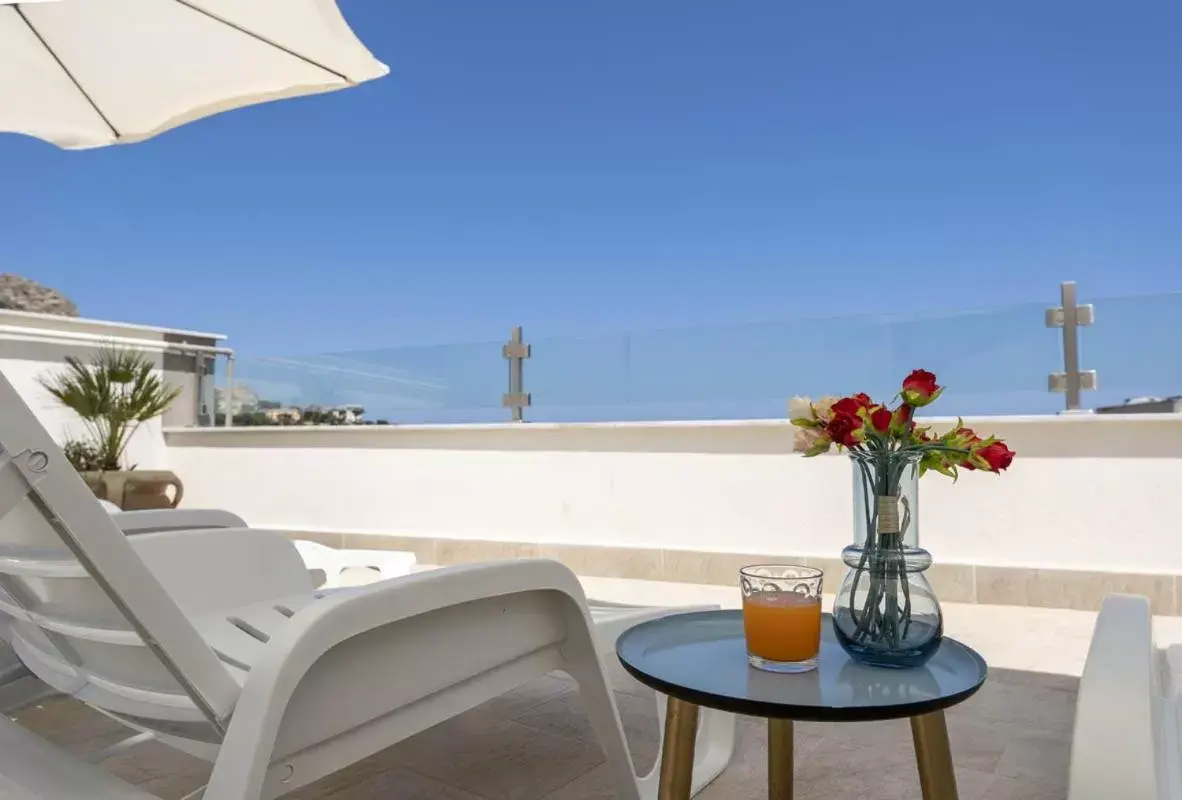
[81,470,184,511]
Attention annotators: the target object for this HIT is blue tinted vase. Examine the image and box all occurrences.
[832,450,943,668]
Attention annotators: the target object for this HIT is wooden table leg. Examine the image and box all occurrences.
[767,718,794,800]
[910,710,958,800]
[658,698,700,800]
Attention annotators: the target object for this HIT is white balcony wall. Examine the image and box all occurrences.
[0,309,224,470]
[165,414,1182,574]
[0,355,169,468]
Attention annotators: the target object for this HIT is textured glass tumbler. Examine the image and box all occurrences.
[740,565,824,673]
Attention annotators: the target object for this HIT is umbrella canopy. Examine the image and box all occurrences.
[0,0,388,149]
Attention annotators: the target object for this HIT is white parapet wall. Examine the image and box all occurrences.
[164,413,1182,614]
[0,309,226,470]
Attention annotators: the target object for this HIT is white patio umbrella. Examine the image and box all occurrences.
[0,0,388,149]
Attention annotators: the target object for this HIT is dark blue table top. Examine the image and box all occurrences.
[616,610,987,721]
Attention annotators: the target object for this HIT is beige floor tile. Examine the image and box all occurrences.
[943,714,1013,774]
[544,759,738,800]
[695,716,778,800]
[995,729,1072,787]
[472,674,577,721]
[10,697,125,749]
[798,755,995,800]
[798,717,917,766]
[435,540,539,566]
[980,773,1069,800]
[340,534,437,564]
[538,764,618,800]
[285,753,395,800]
[988,666,1080,694]
[927,563,977,603]
[512,689,661,774]
[791,761,944,800]
[390,717,606,800]
[953,767,1004,800]
[953,683,1076,738]
[317,768,487,799]
[134,770,211,800]
[975,566,1175,615]
[540,544,662,582]
[282,531,344,548]
[100,740,209,787]
[661,550,778,586]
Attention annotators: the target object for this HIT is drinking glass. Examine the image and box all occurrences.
[740,565,824,673]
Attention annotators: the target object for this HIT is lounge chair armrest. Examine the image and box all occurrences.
[1068,593,1162,800]
[128,527,315,614]
[208,560,593,797]
[112,509,247,535]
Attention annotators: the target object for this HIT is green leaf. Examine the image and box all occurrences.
[38,348,180,469]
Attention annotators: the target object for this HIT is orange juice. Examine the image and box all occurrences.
[742,592,822,662]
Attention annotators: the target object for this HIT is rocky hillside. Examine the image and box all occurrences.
[0,274,78,316]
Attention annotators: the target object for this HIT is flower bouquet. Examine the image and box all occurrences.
[791,370,1014,668]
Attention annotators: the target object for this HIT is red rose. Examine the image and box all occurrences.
[870,406,892,433]
[830,398,857,418]
[830,395,871,419]
[825,413,864,448]
[976,441,1015,473]
[901,369,942,407]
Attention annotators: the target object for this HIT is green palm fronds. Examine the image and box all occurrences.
[40,348,182,471]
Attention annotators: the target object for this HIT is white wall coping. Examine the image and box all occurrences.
[164,412,1182,442]
[0,308,226,343]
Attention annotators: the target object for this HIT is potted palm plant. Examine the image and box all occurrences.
[40,349,185,510]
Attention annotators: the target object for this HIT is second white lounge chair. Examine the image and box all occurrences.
[1068,593,1179,800]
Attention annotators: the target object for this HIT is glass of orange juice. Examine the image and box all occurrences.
[740,565,823,673]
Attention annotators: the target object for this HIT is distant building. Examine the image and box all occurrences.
[302,404,365,425]
[1096,396,1182,414]
[263,407,302,424]
[329,405,365,425]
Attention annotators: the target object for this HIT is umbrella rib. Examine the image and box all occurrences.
[171,0,353,83]
[12,5,122,140]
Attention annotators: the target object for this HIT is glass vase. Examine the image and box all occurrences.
[832,450,943,668]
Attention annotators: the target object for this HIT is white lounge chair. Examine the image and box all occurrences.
[291,539,418,589]
[0,371,734,798]
[1068,593,1179,800]
[104,505,420,590]
[0,508,422,712]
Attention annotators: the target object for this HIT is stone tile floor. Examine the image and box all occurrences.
[10,662,1075,799]
[13,572,1159,800]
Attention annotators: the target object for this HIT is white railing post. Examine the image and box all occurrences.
[1046,281,1096,413]
[502,326,531,422]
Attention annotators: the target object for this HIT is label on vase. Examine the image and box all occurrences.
[876,495,901,534]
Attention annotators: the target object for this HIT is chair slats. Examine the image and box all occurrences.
[0,546,87,579]
[0,596,142,645]
[0,371,243,737]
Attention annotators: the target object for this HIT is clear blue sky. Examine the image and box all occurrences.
[2,1,1181,418]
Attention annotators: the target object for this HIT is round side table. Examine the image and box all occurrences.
[617,610,987,800]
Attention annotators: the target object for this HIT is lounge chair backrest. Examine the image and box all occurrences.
[0,371,239,739]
